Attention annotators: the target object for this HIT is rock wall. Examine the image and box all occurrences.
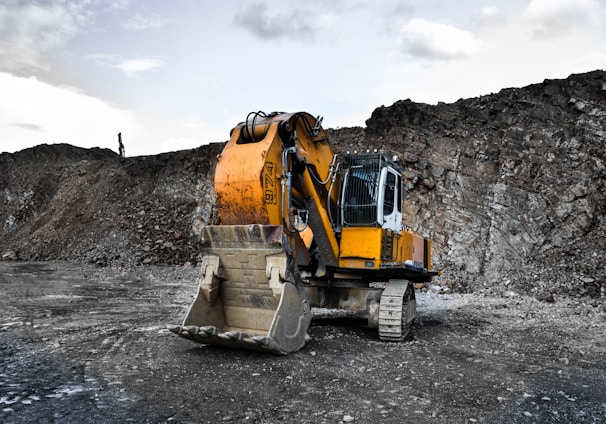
[357,70,606,295]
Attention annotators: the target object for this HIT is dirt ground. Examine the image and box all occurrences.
[1,261,605,424]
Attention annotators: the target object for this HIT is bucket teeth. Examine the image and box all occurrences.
[199,326,219,336]
[224,331,248,341]
[183,326,199,337]
[252,336,280,351]
[171,325,288,353]
[166,325,181,335]
[252,335,270,346]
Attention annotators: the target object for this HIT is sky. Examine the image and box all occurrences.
[1,0,605,157]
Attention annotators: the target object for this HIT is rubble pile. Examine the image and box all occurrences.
[1,143,223,266]
[1,70,605,301]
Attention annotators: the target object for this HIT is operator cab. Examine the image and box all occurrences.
[339,153,403,233]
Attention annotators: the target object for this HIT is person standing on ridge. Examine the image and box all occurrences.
[118,132,125,157]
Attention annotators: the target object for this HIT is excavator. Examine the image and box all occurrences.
[169,111,438,354]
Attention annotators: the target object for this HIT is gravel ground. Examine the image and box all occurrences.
[1,261,605,423]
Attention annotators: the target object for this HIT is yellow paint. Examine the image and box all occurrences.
[215,125,281,225]
[213,111,434,274]
[339,227,430,270]
[397,230,426,264]
[214,112,340,263]
[397,230,414,261]
[300,168,340,262]
[339,227,383,260]
[338,257,379,270]
[300,226,314,249]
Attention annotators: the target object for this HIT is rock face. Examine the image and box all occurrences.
[1,71,605,299]
[357,70,606,296]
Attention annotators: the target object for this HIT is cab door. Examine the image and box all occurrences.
[379,167,402,233]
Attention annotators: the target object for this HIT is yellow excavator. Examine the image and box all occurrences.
[169,111,438,354]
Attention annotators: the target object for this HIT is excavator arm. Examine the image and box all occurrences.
[214,111,340,266]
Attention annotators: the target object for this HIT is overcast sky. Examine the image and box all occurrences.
[1,0,605,156]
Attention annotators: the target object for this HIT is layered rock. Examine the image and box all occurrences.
[358,70,606,295]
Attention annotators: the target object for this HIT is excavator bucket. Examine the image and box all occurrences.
[169,224,312,354]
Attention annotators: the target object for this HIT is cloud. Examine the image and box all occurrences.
[233,2,314,40]
[11,122,45,132]
[181,117,208,129]
[87,54,166,77]
[478,6,500,19]
[0,72,140,154]
[115,58,166,77]
[380,0,606,108]
[471,6,505,27]
[0,1,88,74]
[398,18,485,61]
[524,0,603,39]
[122,13,166,31]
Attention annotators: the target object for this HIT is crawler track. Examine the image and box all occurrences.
[378,280,416,341]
